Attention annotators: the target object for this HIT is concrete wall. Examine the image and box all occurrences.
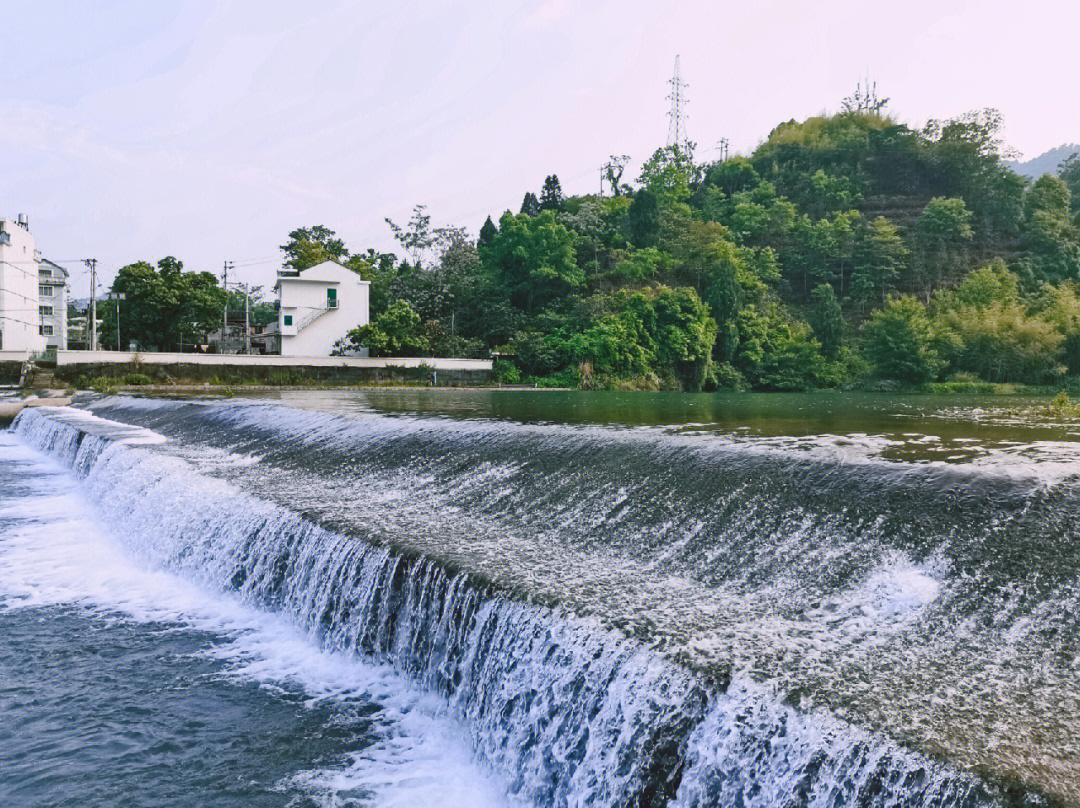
[54,351,492,387]
[0,349,28,384]
[57,351,489,370]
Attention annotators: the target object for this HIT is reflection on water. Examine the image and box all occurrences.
[247,388,1080,473]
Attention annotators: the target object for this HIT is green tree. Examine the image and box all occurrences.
[851,216,908,308]
[1021,174,1080,283]
[628,190,661,248]
[809,283,843,359]
[482,211,583,311]
[862,295,944,384]
[386,205,436,266]
[478,216,498,248]
[520,192,541,217]
[912,197,973,297]
[280,225,347,270]
[539,175,564,211]
[638,145,696,204]
[1059,153,1080,218]
[630,286,717,391]
[704,157,759,197]
[99,257,226,352]
[338,301,430,357]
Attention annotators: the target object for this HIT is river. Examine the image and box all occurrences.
[2,390,1077,806]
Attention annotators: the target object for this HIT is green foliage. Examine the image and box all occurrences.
[539,175,564,211]
[1059,154,1080,218]
[90,376,120,395]
[1020,175,1080,284]
[478,216,498,248]
[520,192,541,217]
[809,283,843,359]
[231,107,1080,394]
[912,197,974,294]
[280,225,347,270]
[339,301,430,357]
[703,157,759,197]
[492,360,521,384]
[118,372,153,386]
[628,190,661,249]
[99,257,226,352]
[483,211,583,311]
[1046,390,1080,419]
[638,145,696,204]
[851,217,907,309]
[862,296,944,384]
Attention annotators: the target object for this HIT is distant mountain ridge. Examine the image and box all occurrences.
[1009,143,1080,178]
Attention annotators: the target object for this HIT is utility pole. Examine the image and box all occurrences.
[222,260,234,353]
[107,292,125,351]
[84,258,98,351]
[243,284,250,354]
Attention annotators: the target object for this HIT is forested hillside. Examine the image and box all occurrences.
[287,107,1080,391]
[1010,143,1080,179]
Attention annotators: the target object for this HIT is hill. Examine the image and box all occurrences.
[1009,143,1080,178]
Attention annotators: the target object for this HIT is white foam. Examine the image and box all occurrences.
[0,433,516,808]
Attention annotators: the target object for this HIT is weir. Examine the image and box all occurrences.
[9,402,1070,807]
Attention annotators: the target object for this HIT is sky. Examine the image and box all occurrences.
[2,0,1079,299]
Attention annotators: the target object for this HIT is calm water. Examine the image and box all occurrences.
[5,390,1080,807]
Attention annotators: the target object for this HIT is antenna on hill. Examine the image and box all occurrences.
[842,73,889,115]
[666,55,689,152]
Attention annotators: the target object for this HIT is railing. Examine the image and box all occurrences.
[294,304,331,332]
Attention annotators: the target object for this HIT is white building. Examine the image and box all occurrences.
[37,258,69,352]
[275,260,369,356]
[0,214,45,353]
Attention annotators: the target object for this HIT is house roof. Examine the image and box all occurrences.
[39,257,70,280]
[274,259,370,291]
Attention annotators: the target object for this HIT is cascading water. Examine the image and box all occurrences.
[7,399,1071,807]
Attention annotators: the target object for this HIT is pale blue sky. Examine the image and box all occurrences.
[3,0,1078,297]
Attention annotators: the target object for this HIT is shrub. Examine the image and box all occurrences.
[118,372,153,386]
[90,376,120,395]
[492,360,521,385]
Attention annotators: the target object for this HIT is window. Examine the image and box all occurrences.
[283,314,293,326]
[40,305,53,317]
[40,268,52,278]
[40,324,54,336]
[39,285,53,297]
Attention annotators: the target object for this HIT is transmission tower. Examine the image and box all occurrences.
[666,55,689,152]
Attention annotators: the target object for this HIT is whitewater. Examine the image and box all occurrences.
[3,393,1075,806]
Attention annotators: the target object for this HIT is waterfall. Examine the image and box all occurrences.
[8,406,1039,807]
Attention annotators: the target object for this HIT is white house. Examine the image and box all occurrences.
[0,214,45,353]
[275,260,369,356]
[37,258,69,352]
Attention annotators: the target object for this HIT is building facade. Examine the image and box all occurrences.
[0,214,44,353]
[37,258,69,352]
[275,260,369,356]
